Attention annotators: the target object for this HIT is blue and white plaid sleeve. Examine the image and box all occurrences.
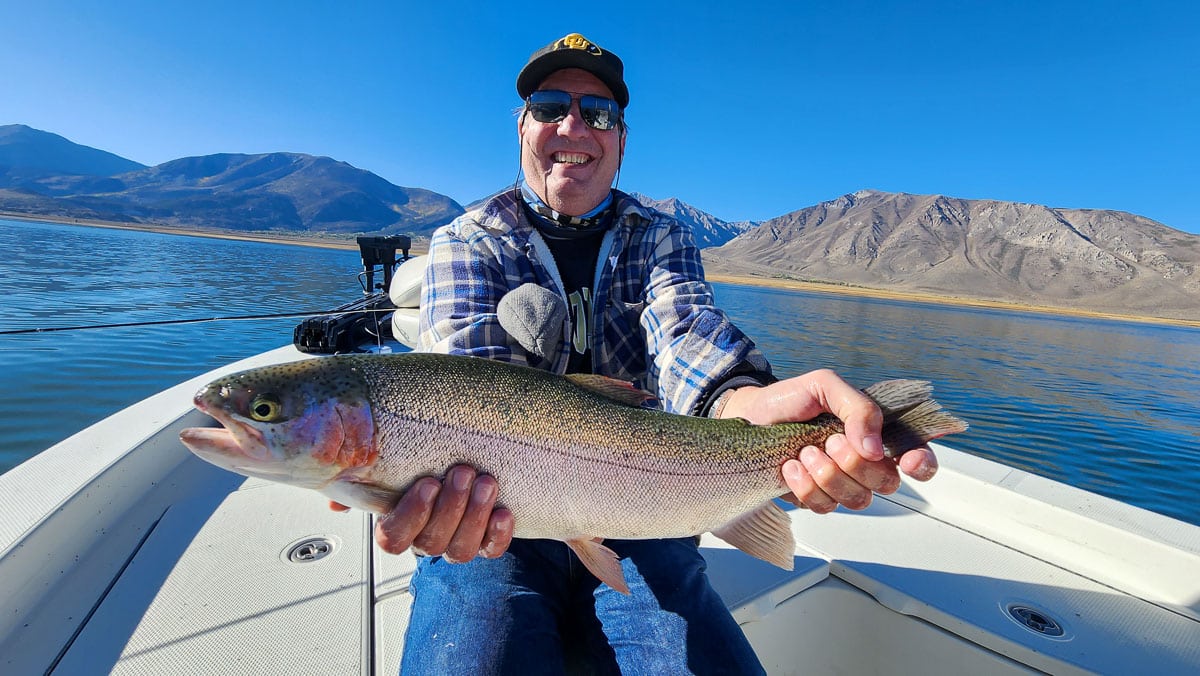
[417,216,531,366]
[637,214,773,414]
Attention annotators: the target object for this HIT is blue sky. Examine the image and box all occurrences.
[3,1,1198,232]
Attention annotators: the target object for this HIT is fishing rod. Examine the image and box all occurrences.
[0,308,396,336]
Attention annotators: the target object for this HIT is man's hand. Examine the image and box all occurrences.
[329,465,514,561]
[718,369,939,513]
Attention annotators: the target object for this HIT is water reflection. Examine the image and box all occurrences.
[0,220,363,473]
[2,219,1198,527]
[713,283,1200,526]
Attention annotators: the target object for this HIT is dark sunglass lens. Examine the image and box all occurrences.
[580,96,619,131]
[527,91,572,123]
[528,102,569,123]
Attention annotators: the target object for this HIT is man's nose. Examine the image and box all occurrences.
[557,102,590,138]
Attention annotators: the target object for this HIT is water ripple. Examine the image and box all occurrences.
[2,219,1199,527]
[713,282,1200,527]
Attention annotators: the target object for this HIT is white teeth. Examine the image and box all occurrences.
[554,152,590,164]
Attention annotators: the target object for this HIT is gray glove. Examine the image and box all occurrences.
[497,283,567,361]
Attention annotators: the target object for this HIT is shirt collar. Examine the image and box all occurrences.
[520,181,613,230]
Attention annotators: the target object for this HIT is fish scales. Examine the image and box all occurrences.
[351,354,812,540]
[180,352,967,592]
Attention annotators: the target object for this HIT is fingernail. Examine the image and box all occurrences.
[472,477,496,504]
[862,435,885,460]
[418,481,439,502]
[451,467,472,491]
[800,446,822,466]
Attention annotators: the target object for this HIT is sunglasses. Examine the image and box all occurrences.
[525,90,622,131]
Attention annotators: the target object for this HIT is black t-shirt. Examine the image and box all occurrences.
[525,205,610,374]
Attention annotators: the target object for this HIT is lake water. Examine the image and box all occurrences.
[2,217,1198,527]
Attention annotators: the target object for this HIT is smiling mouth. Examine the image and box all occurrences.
[554,152,592,165]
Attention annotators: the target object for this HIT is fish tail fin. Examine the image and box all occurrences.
[866,380,969,458]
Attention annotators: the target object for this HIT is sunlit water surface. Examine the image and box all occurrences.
[2,218,1198,526]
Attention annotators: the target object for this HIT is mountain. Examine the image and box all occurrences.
[703,189,1200,320]
[0,124,146,178]
[0,126,463,235]
[4,125,1197,320]
[631,193,755,247]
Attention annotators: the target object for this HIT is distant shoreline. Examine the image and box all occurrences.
[704,273,1200,329]
[5,211,1196,330]
[0,211,368,252]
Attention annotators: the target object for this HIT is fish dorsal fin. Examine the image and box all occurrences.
[565,374,656,408]
[711,501,796,570]
[565,538,630,595]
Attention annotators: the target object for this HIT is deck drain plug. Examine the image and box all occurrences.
[1006,604,1065,637]
[287,537,334,563]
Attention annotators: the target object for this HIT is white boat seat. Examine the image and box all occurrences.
[388,255,427,348]
[387,255,427,309]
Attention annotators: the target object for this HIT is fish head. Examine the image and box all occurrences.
[179,358,376,489]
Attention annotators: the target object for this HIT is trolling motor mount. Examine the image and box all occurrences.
[292,235,413,354]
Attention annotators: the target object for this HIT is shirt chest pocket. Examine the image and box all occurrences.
[597,297,648,379]
[608,299,646,332]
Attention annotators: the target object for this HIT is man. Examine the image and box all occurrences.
[369,33,939,672]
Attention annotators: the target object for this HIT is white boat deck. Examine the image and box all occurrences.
[2,346,1198,674]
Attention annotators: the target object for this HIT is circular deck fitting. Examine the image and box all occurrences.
[1005,603,1066,638]
[286,537,335,563]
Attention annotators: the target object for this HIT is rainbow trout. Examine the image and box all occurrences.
[179,353,966,593]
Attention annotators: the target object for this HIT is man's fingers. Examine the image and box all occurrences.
[782,455,838,514]
[479,507,515,559]
[442,474,500,562]
[374,478,441,554]
[825,433,900,496]
[802,437,875,510]
[899,447,939,482]
[410,465,476,556]
[372,465,513,563]
[731,370,886,463]
[806,371,884,462]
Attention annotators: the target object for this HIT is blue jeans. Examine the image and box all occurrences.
[400,537,765,675]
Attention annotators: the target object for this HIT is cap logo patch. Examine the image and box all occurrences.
[557,33,602,56]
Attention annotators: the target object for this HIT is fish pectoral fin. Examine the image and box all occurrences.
[565,374,657,408]
[711,501,796,570]
[321,479,400,514]
[566,538,631,595]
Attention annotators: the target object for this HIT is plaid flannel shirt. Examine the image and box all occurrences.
[418,187,772,415]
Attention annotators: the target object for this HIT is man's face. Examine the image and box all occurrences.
[519,68,625,216]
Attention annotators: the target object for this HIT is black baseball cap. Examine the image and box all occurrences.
[517,33,629,109]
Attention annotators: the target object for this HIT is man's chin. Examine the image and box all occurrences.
[543,179,610,216]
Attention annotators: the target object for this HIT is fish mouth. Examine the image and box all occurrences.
[181,389,272,464]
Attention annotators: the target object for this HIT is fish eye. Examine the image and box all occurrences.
[249,394,283,422]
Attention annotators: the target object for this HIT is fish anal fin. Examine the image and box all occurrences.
[711,501,796,570]
[565,374,657,408]
[566,538,631,595]
[322,478,400,514]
